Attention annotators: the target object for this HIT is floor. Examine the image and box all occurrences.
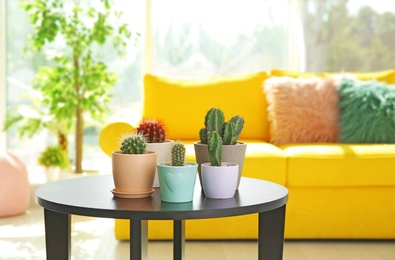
[1,204,395,260]
[1,171,394,260]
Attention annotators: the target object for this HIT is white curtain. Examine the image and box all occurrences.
[0,0,6,150]
[148,0,301,78]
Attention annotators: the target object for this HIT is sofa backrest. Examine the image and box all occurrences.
[142,72,270,141]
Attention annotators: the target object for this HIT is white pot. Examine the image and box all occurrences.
[201,162,239,199]
[45,167,60,182]
[194,142,246,189]
[146,140,174,187]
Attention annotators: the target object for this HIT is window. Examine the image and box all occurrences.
[1,0,394,171]
[301,0,395,72]
[2,1,145,171]
[151,0,292,77]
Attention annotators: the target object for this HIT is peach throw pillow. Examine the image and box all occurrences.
[264,76,340,145]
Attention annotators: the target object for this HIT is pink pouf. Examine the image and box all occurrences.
[0,151,30,217]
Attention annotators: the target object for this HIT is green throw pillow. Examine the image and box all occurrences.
[338,78,395,143]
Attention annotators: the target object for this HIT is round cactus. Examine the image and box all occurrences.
[120,133,147,154]
[136,119,166,143]
[171,141,186,166]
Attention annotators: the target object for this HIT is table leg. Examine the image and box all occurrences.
[258,205,286,260]
[44,209,71,260]
[173,220,185,260]
[130,219,148,260]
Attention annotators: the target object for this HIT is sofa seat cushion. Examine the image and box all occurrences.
[182,140,287,186]
[282,144,395,187]
[143,72,269,141]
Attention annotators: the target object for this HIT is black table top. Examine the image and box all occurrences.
[35,175,288,220]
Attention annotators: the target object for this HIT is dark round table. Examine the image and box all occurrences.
[36,175,288,260]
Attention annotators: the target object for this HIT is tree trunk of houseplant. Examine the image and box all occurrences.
[75,106,84,174]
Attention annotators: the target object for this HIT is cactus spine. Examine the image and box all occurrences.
[208,131,223,166]
[120,133,146,154]
[136,119,166,143]
[171,141,186,166]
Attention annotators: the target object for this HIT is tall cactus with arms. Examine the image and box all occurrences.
[207,131,223,166]
[199,108,244,145]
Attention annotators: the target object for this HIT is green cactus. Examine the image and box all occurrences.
[199,128,208,144]
[205,108,224,138]
[229,115,244,144]
[208,131,223,166]
[222,122,236,145]
[199,108,244,145]
[171,141,186,166]
[120,133,147,154]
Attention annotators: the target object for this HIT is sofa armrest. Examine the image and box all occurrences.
[99,108,142,156]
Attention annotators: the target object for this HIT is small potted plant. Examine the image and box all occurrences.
[111,132,157,198]
[136,119,174,187]
[38,145,68,182]
[194,108,247,189]
[201,132,239,199]
[157,141,197,203]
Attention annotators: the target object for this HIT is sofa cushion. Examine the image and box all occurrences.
[143,72,269,141]
[338,78,395,143]
[183,140,287,186]
[282,144,395,187]
[264,76,340,145]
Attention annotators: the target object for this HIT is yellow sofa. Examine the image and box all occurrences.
[100,70,395,240]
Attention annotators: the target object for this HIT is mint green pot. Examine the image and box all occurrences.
[157,162,197,203]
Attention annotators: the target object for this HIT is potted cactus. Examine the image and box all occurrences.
[201,131,239,199]
[111,132,157,198]
[136,119,174,187]
[194,108,247,189]
[157,141,198,203]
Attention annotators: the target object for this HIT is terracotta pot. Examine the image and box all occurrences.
[146,140,174,187]
[201,162,239,199]
[111,151,157,198]
[194,142,247,189]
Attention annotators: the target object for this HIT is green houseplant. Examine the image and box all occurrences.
[5,0,134,174]
[38,145,68,182]
[38,145,68,169]
[111,132,157,198]
[136,119,174,187]
[157,141,197,203]
[194,108,247,189]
